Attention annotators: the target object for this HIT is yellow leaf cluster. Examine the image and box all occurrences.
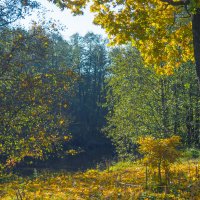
[138,136,181,167]
[65,0,195,75]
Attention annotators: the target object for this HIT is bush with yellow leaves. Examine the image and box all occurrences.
[138,136,181,187]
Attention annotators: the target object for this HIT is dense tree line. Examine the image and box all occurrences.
[1,0,200,169]
[105,46,200,159]
[0,25,78,169]
[68,33,110,151]
[0,20,111,169]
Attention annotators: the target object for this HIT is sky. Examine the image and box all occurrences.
[17,0,106,40]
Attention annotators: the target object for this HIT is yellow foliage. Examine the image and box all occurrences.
[138,136,181,167]
[66,149,78,155]
[1,160,199,199]
[59,119,64,125]
[138,135,182,186]
[60,0,195,76]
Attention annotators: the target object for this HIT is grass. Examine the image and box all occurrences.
[0,159,200,200]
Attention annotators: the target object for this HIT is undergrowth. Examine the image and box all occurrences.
[0,159,199,200]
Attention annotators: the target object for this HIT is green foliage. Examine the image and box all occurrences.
[0,26,112,171]
[104,45,200,158]
[67,32,110,151]
[183,148,200,159]
[109,161,135,171]
[104,46,158,158]
[0,26,77,170]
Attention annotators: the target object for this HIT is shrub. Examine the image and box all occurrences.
[137,136,182,186]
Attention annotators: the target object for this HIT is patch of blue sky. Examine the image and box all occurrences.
[15,0,106,40]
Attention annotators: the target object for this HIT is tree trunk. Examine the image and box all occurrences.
[173,82,179,135]
[158,162,162,186]
[161,78,168,136]
[194,91,200,147]
[192,11,200,91]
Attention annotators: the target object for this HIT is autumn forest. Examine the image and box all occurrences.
[0,0,200,199]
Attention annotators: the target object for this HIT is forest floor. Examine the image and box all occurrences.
[0,159,200,200]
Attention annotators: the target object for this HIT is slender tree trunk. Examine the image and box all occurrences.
[194,91,200,147]
[191,12,200,147]
[161,78,168,136]
[192,12,200,91]
[186,86,194,147]
[173,82,179,135]
[158,161,162,186]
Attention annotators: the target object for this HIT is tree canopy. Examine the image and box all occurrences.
[0,0,39,27]
[50,0,200,84]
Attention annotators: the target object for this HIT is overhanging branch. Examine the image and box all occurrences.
[160,0,190,6]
